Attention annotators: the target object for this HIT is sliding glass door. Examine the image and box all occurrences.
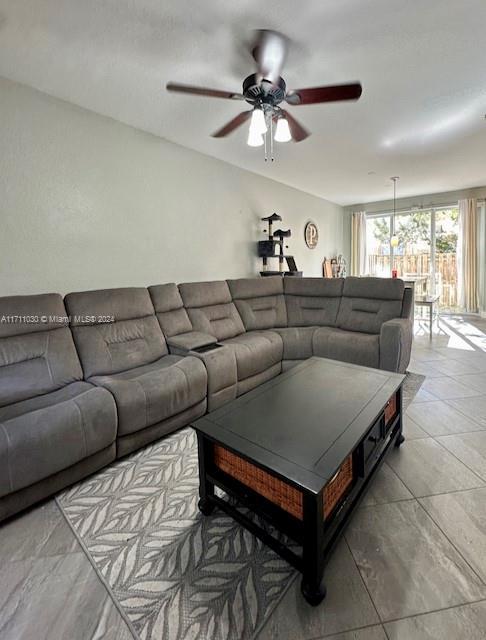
[434,208,459,310]
[393,210,432,283]
[366,206,459,311]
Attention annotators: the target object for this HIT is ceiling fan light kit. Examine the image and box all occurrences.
[167,29,362,162]
[274,116,292,143]
[247,128,264,147]
[249,107,267,135]
[247,105,288,161]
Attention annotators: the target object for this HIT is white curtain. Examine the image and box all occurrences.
[457,198,479,312]
[351,211,367,276]
[479,201,486,315]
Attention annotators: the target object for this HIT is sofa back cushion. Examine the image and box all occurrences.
[284,278,344,327]
[337,277,405,334]
[149,283,193,337]
[0,294,83,407]
[227,277,287,331]
[65,288,167,378]
[178,281,245,341]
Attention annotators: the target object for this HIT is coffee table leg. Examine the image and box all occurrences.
[197,433,215,516]
[395,432,405,447]
[301,492,326,606]
[394,392,405,448]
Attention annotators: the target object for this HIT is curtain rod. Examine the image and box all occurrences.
[364,203,455,217]
[353,198,486,217]
[360,198,485,217]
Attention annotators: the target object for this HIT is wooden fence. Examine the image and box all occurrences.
[368,253,458,309]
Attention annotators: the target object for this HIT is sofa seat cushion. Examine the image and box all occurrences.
[221,330,283,381]
[312,327,380,369]
[0,382,117,498]
[90,355,207,436]
[274,327,317,361]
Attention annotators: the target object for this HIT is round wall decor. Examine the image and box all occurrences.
[304,221,319,249]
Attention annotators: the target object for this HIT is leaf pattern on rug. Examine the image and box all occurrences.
[402,372,426,408]
[57,428,296,640]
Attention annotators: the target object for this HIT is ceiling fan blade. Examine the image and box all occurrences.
[252,30,289,84]
[211,110,252,138]
[166,82,244,100]
[286,83,362,106]
[280,109,310,142]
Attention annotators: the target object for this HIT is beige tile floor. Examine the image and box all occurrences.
[1,315,486,640]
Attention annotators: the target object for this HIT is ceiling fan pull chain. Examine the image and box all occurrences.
[270,116,274,161]
[264,119,268,162]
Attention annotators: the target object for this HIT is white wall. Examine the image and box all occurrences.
[0,77,346,297]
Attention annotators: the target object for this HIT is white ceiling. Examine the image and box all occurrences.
[1,0,486,206]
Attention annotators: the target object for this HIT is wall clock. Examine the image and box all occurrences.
[304,221,319,249]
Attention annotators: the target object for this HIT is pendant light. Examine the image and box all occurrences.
[390,176,400,248]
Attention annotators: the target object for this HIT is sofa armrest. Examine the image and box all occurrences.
[401,286,414,319]
[167,333,237,411]
[166,331,217,354]
[187,344,237,411]
[380,318,413,373]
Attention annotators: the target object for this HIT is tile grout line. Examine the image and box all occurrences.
[382,621,392,640]
[381,596,486,628]
[431,433,486,472]
[420,379,485,403]
[414,499,486,589]
[253,570,299,640]
[385,440,485,500]
[357,479,486,502]
[312,621,389,640]
[442,396,486,428]
[53,496,140,640]
[406,396,486,435]
[418,426,486,439]
[414,485,486,500]
[430,437,486,486]
[360,495,415,509]
[343,527,396,628]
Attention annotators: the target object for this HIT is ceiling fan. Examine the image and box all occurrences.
[166,30,362,159]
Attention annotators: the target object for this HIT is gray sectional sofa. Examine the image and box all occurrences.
[0,276,413,521]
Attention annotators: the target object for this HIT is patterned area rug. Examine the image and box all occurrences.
[402,371,425,408]
[57,371,424,640]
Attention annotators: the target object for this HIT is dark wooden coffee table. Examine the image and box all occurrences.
[192,357,405,605]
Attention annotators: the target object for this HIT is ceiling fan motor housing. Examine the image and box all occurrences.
[242,74,286,106]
